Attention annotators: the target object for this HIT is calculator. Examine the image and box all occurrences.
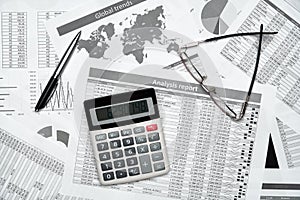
[84,88,169,185]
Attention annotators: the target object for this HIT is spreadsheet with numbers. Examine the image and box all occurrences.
[59,55,274,200]
[220,0,300,115]
[0,4,74,115]
[0,125,91,200]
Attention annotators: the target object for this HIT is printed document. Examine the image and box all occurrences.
[261,169,300,199]
[45,0,200,85]
[0,116,91,199]
[0,0,86,116]
[46,0,277,199]
[59,55,275,200]
[0,0,95,198]
[218,0,300,116]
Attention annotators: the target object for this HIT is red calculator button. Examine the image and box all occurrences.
[146,124,157,132]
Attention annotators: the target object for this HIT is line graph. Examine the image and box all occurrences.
[38,79,74,111]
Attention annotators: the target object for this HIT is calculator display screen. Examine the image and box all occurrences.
[95,99,149,121]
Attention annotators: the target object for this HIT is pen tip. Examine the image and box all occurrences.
[35,108,39,112]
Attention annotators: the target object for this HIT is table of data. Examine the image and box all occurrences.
[37,11,64,68]
[221,0,300,114]
[276,118,300,168]
[0,128,92,199]
[73,67,261,200]
[1,12,27,68]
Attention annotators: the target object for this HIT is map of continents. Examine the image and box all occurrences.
[77,5,179,64]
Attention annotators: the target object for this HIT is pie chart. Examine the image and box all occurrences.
[37,126,70,147]
[201,0,237,34]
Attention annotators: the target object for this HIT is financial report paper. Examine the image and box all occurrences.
[56,53,275,199]
[0,0,87,116]
[0,0,292,199]
[261,169,300,199]
[219,0,300,116]
[185,0,249,38]
[45,0,274,198]
[45,0,200,79]
[209,0,300,175]
[270,99,300,169]
[0,0,97,199]
[0,116,91,199]
[0,0,85,154]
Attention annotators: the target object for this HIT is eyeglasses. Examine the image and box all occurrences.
[178,24,277,121]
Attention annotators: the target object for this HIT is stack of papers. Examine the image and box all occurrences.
[0,0,299,199]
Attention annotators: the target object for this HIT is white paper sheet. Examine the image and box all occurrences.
[1,0,293,199]
[261,169,300,199]
[217,0,300,116]
[0,0,98,198]
[57,54,275,199]
[0,0,89,166]
[44,0,203,89]
[270,100,300,169]
[0,115,91,199]
[200,0,300,173]
[0,0,88,116]
[185,0,251,38]
[44,0,281,199]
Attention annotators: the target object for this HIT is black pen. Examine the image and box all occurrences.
[35,31,81,112]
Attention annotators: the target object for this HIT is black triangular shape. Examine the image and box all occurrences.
[265,134,279,168]
[213,19,220,34]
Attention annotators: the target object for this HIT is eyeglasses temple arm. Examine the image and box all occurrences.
[237,24,265,120]
[204,31,277,42]
[180,31,278,49]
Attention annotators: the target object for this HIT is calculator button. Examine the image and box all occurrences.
[114,159,125,169]
[153,162,165,172]
[99,152,110,161]
[95,133,107,141]
[97,142,109,151]
[116,169,127,179]
[139,155,153,174]
[110,140,121,149]
[133,126,145,134]
[112,150,123,159]
[101,162,113,171]
[152,152,163,162]
[108,131,119,139]
[148,132,160,142]
[124,147,136,156]
[137,145,149,154]
[150,142,161,152]
[135,135,147,144]
[146,124,157,132]
[103,172,114,181]
[121,129,132,136]
[122,137,134,146]
[128,167,140,176]
[126,157,138,166]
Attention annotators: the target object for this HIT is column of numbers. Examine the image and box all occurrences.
[37,11,63,68]
[1,12,27,68]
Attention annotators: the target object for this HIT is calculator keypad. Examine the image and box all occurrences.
[91,120,169,185]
